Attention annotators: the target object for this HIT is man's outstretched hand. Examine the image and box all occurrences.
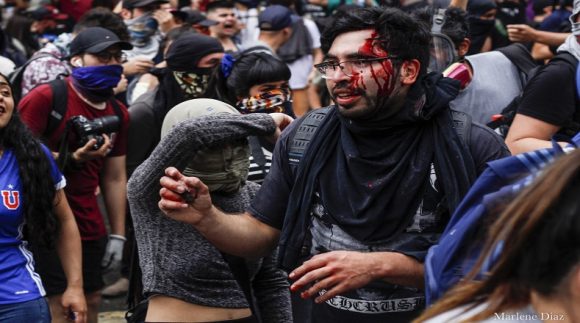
[159,167,214,226]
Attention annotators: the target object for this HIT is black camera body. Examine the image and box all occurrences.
[69,115,121,150]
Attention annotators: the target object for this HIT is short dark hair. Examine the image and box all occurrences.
[160,28,197,58]
[321,7,431,76]
[206,0,235,13]
[206,50,291,105]
[413,6,470,53]
[74,8,131,42]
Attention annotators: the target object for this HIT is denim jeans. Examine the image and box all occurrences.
[0,298,51,323]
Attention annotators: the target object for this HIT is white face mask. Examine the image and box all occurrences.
[569,9,580,35]
[573,22,580,36]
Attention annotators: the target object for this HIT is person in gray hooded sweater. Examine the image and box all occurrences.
[127,98,293,322]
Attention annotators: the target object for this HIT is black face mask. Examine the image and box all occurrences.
[497,1,526,25]
[189,67,214,76]
[469,17,495,37]
[467,17,495,55]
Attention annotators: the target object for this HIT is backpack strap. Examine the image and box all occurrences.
[496,43,538,87]
[553,51,578,66]
[46,80,125,136]
[47,79,69,136]
[109,96,125,121]
[576,56,580,102]
[496,43,537,77]
[249,136,267,176]
[450,109,472,149]
[552,51,579,102]
[551,51,580,137]
[288,107,333,168]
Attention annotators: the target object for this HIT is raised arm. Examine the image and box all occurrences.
[507,24,569,47]
[128,113,280,202]
[128,112,291,257]
[158,167,281,259]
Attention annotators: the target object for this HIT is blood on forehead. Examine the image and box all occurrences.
[358,31,388,58]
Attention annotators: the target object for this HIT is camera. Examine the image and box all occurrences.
[69,115,121,150]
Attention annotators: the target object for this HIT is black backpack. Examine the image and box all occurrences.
[487,46,579,137]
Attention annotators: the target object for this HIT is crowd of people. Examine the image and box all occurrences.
[0,0,579,322]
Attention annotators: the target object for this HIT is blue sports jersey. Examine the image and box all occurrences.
[0,145,65,304]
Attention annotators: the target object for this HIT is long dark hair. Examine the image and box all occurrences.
[205,51,291,106]
[0,73,59,247]
[416,150,580,322]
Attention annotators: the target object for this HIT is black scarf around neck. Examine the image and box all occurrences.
[278,73,477,270]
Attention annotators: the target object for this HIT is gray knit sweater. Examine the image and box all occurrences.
[127,113,292,322]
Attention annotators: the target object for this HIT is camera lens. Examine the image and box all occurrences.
[94,115,121,134]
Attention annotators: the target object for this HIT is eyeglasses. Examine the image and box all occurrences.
[93,51,127,63]
[314,57,399,79]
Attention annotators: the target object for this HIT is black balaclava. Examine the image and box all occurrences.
[152,33,224,127]
[467,0,497,54]
[496,0,527,28]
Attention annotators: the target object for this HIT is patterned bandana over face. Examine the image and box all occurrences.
[236,88,292,113]
[173,71,210,99]
[126,13,159,47]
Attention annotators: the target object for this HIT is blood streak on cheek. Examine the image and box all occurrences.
[380,60,395,95]
[350,71,366,90]
[358,31,393,95]
[369,60,395,96]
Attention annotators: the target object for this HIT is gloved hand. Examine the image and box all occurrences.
[101,234,126,271]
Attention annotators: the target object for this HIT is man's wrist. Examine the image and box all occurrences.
[370,252,392,281]
[373,251,424,288]
[195,205,220,233]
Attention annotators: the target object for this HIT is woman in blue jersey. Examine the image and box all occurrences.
[0,73,86,323]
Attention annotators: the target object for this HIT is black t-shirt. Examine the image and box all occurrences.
[248,111,509,322]
[518,55,579,132]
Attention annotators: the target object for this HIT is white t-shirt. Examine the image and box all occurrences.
[288,18,321,89]
[235,8,260,49]
[0,56,15,76]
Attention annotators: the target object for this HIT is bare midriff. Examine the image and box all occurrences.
[146,295,252,322]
